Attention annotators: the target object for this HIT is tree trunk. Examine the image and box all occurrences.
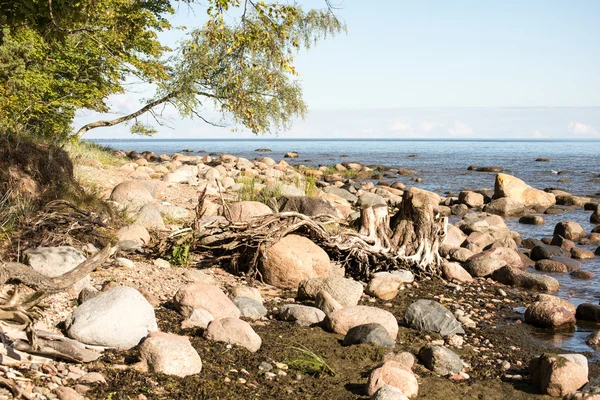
[73,93,174,139]
[358,204,391,249]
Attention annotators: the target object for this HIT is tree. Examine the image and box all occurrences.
[0,0,345,140]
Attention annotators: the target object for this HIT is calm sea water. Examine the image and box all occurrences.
[94,138,600,353]
[93,139,600,196]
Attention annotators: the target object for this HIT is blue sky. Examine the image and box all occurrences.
[78,0,600,139]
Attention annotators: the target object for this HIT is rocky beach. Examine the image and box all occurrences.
[1,143,600,400]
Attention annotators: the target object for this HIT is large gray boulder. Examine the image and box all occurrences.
[66,286,158,349]
[279,304,326,327]
[404,300,465,336]
[24,246,90,296]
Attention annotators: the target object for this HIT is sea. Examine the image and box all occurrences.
[93,138,600,354]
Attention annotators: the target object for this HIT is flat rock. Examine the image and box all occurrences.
[404,300,464,336]
[531,244,570,261]
[491,266,559,292]
[65,286,158,349]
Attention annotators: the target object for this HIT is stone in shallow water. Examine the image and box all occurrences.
[404,300,464,336]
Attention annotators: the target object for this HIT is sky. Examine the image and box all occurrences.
[77,0,600,139]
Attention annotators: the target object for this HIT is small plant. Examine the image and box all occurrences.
[236,177,260,202]
[65,140,124,167]
[344,169,358,178]
[304,174,317,196]
[169,239,191,266]
[287,345,336,377]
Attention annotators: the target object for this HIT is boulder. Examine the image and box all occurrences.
[576,304,600,322]
[466,257,506,277]
[65,287,158,349]
[279,304,326,327]
[366,275,401,301]
[442,261,473,283]
[233,297,267,320]
[343,323,395,348]
[519,215,546,225]
[109,181,154,212]
[484,198,529,216]
[418,344,464,375]
[117,224,151,250]
[531,244,570,261]
[535,257,581,273]
[443,225,467,248]
[181,308,214,329]
[327,306,399,339]
[277,196,341,219]
[139,332,202,377]
[458,191,484,208]
[323,186,358,203]
[358,193,387,208]
[456,213,512,241]
[491,266,559,292]
[591,204,600,224]
[554,221,586,241]
[228,201,273,222]
[260,235,330,289]
[525,301,576,328]
[494,173,556,208]
[572,248,595,260]
[366,361,419,398]
[315,290,343,316]
[24,246,89,296]
[534,294,576,314]
[530,354,588,397]
[134,204,165,230]
[230,286,263,303]
[404,300,464,336]
[204,317,262,352]
[449,248,474,263]
[173,283,240,319]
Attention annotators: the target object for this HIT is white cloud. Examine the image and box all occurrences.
[390,121,411,132]
[568,121,598,136]
[419,121,442,132]
[448,120,474,136]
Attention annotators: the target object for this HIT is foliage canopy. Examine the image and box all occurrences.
[0,0,344,140]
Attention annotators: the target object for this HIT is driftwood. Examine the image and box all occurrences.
[161,187,448,280]
[0,243,116,364]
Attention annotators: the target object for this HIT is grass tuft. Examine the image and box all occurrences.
[65,140,124,167]
[287,344,336,377]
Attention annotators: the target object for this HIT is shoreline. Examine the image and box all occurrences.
[2,140,599,399]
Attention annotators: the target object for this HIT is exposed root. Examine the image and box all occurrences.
[159,188,448,281]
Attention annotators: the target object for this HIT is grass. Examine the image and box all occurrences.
[65,140,124,167]
[235,176,283,204]
[287,345,336,377]
[0,188,35,243]
[304,173,317,196]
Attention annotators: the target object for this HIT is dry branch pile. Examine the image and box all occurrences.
[159,187,448,281]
